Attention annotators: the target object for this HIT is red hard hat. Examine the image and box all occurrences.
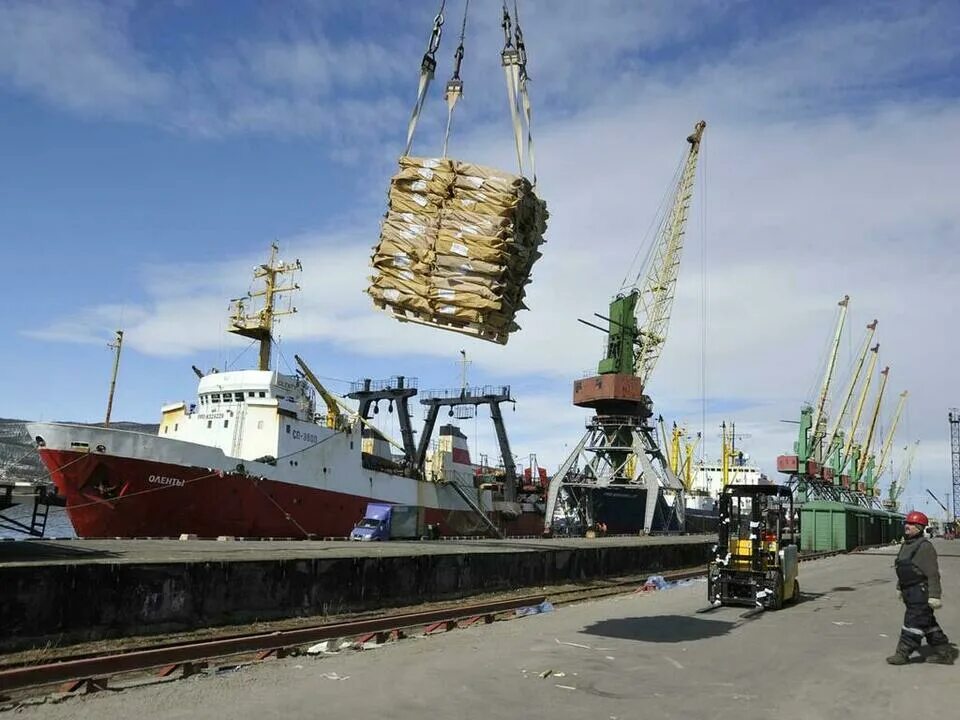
[905,511,929,526]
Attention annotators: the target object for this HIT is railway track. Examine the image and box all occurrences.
[0,547,873,702]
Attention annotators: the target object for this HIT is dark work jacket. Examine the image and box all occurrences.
[896,535,942,599]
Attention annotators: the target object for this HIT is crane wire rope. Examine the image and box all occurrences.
[618,149,686,292]
[441,0,470,157]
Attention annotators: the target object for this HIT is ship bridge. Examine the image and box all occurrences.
[193,370,315,421]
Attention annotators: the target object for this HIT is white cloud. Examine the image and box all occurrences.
[14,1,960,498]
[0,0,171,116]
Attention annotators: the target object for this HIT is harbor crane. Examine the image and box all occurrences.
[821,321,877,484]
[544,120,706,536]
[884,441,917,512]
[861,389,908,497]
[778,296,904,510]
[777,296,850,488]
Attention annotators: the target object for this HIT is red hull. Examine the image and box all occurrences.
[39,450,543,539]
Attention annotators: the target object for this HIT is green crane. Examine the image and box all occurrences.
[546,120,707,536]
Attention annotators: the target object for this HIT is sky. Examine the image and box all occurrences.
[1,0,959,518]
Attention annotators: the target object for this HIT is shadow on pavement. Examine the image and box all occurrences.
[581,614,737,643]
[0,541,118,564]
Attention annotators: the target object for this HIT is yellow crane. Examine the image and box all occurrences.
[630,121,707,386]
[859,366,890,476]
[667,423,700,492]
[886,441,918,511]
[822,321,877,457]
[809,296,850,458]
[872,390,909,483]
[841,343,880,474]
[294,354,346,431]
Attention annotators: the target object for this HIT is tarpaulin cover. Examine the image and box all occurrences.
[367,156,547,344]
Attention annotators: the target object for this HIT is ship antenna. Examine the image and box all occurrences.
[228,242,302,371]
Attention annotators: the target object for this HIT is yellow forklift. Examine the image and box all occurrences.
[705,484,799,613]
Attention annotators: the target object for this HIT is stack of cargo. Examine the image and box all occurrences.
[368,156,547,345]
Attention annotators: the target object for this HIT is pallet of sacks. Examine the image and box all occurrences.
[367,156,548,345]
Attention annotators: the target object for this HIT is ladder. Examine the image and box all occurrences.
[29,486,53,537]
[442,478,504,539]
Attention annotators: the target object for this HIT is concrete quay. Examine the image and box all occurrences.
[0,535,713,652]
[12,541,959,720]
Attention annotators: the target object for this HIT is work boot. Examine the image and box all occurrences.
[927,645,955,665]
[886,651,910,665]
[886,642,913,665]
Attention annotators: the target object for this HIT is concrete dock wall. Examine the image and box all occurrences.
[0,539,712,652]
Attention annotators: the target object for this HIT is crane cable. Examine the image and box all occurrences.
[442,0,470,157]
[618,149,686,291]
[404,1,446,156]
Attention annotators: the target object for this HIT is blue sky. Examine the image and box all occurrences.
[2,0,959,515]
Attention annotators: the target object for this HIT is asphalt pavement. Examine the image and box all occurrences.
[11,541,959,720]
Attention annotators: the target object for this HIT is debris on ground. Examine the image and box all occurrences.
[516,600,554,617]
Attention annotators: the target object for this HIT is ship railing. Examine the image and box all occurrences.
[420,385,511,402]
[348,376,419,393]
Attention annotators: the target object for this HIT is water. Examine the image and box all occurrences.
[0,503,75,539]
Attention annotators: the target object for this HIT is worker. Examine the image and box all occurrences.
[886,511,954,665]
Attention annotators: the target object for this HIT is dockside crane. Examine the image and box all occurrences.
[667,423,700,492]
[885,441,918,512]
[777,296,849,489]
[855,367,891,491]
[543,120,706,536]
[839,344,881,486]
[861,389,908,499]
[821,321,877,484]
[808,296,850,460]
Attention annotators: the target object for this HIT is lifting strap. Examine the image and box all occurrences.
[514,13,537,187]
[442,0,470,157]
[500,6,525,176]
[501,1,536,184]
[404,2,446,157]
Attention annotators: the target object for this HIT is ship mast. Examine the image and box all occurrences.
[228,243,302,372]
[104,330,124,426]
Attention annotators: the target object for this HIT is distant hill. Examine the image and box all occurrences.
[0,418,159,485]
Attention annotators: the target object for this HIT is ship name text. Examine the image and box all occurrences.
[148,474,185,487]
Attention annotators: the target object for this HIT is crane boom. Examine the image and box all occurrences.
[809,295,850,453]
[858,366,890,475]
[631,120,706,386]
[823,320,877,455]
[926,488,950,515]
[294,354,344,431]
[842,343,879,471]
[874,390,908,482]
[889,441,918,507]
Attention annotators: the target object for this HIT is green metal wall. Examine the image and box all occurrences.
[800,502,904,552]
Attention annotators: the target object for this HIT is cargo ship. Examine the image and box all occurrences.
[28,246,545,539]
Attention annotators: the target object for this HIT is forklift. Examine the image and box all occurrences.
[705,483,799,612]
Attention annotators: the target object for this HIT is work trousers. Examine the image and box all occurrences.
[899,584,949,652]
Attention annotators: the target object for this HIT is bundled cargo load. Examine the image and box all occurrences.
[366,1,545,345]
[369,157,547,344]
